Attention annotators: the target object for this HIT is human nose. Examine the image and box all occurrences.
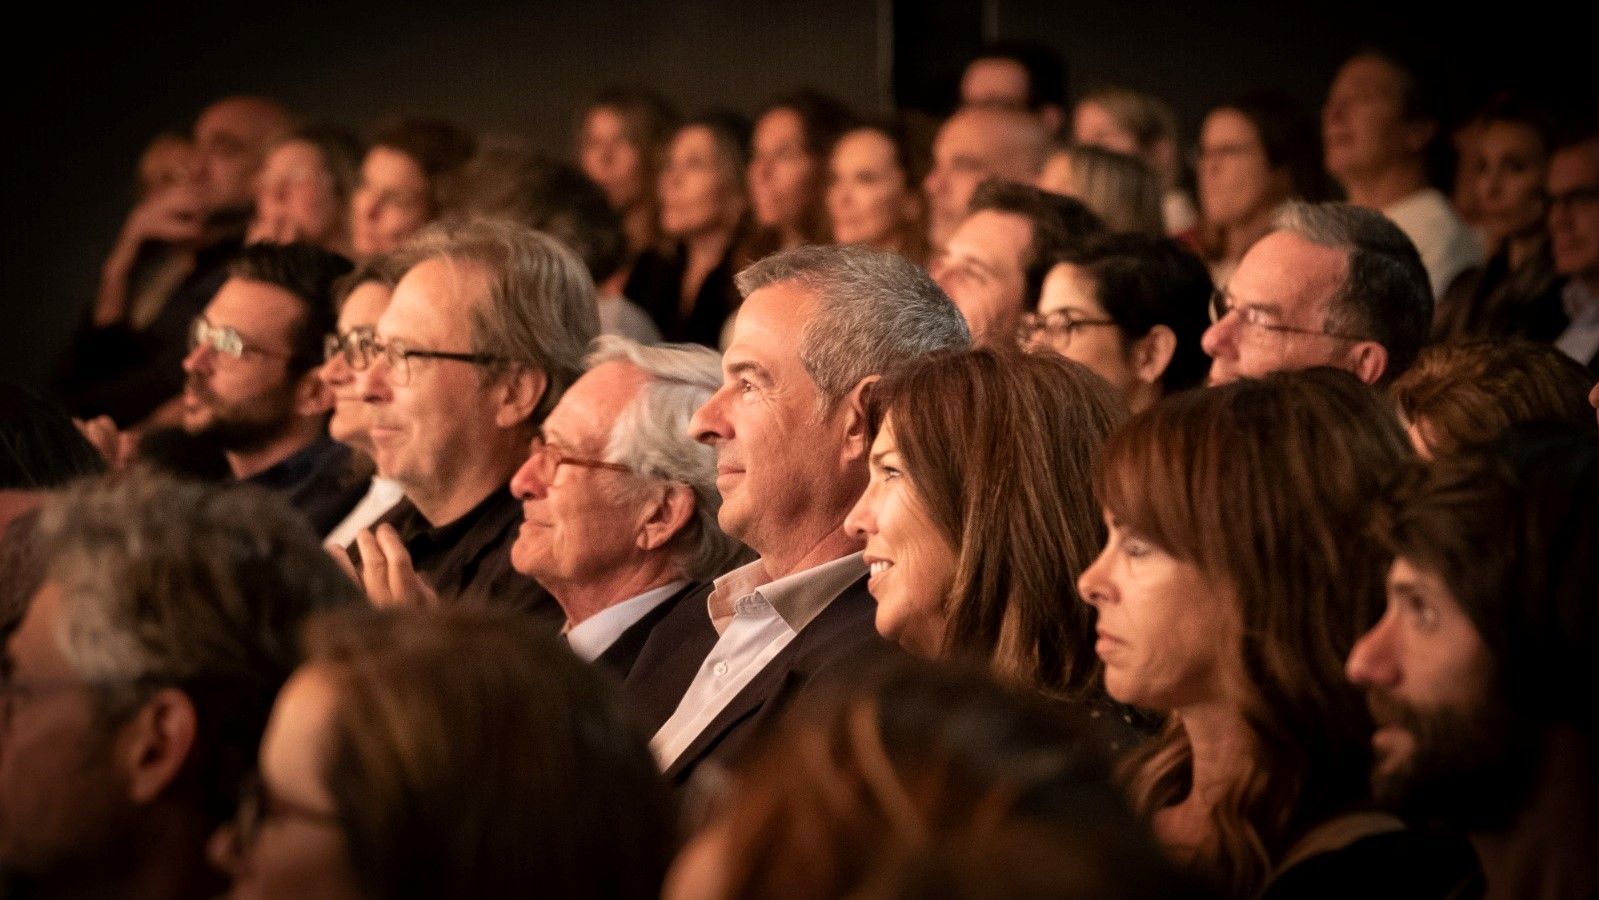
[356,351,393,404]
[688,386,732,446]
[1345,610,1402,688]
[1075,545,1114,608]
[509,448,549,501]
[843,481,879,541]
[1200,311,1238,361]
[206,820,245,880]
[182,339,214,375]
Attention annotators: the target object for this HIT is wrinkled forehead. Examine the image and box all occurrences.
[545,361,647,446]
[1232,230,1348,317]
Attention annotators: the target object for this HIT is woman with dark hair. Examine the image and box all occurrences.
[1023,233,1212,411]
[575,86,680,259]
[211,607,675,899]
[1077,368,1419,897]
[248,125,364,257]
[844,348,1126,702]
[350,119,476,259]
[826,120,929,262]
[1194,92,1326,284]
[741,90,855,263]
[623,112,751,348]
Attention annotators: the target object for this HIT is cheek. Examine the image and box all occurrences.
[236,828,360,900]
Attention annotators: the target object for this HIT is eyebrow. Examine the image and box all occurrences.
[869,447,899,467]
[726,360,773,384]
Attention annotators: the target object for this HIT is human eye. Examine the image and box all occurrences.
[1399,590,1441,631]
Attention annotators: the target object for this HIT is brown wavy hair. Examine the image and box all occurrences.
[1093,367,1411,895]
[867,347,1127,699]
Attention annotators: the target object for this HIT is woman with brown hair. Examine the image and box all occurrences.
[350,119,476,259]
[843,347,1126,701]
[1076,368,1419,897]
[210,607,675,899]
[574,86,680,259]
[741,90,855,263]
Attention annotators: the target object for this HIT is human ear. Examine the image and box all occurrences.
[494,367,549,429]
[1348,341,1389,386]
[839,375,881,465]
[637,483,696,551]
[1131,325,1177,386]
[293,369,335,417]
[116,688,199,804]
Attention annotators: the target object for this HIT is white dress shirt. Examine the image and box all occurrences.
[564,579,690,663]
[323,476,406,549]
[650,552,866,769]
[1555,280,1599,367]
[1383,188,1483,299]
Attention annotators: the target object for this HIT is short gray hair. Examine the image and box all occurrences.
[1273,201,1433,385]
[393,217,601,424]
[586,336,752,581]
[32,471,360,821]
[735,244,971,406]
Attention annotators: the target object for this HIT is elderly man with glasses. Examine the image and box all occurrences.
[331,218,598,626]
[1201,201,1433,387]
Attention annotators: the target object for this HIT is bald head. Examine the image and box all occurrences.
[922,107,1048,251]
[194,95,297,213]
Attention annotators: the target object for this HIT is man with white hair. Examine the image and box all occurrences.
[508,336,748,678]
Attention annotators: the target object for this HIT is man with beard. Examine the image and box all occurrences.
[181,242,362,536]
[1348,425,1599,900]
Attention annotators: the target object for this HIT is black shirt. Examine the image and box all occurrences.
[622,244,740,349]
[244,434,365,539]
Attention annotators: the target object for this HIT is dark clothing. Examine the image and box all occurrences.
[594,581,709,682]
[244,434,366,539]
[1261,823,1480,900]
[1434,238,1566,344]
[366,488,561,631]
[621,244,740,349]
[60,237,241,426]
[622,581,722,737]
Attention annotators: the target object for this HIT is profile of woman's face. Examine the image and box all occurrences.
[1032,263,1138,395]
[748,108,817,232]
[1473,120,1548,246]
[579,106,645,212]
[322,282,394,452]
[826,129,914,248]
[659,126,741,239]
[1198,108,1285,229]
[351,147,431,259]
[211,666,363,900]
[253,141,343,246]
[843,415,957,658]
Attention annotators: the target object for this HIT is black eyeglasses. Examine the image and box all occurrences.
[357,337,507,386]
[1017,310,1120,349]
[1208,287,1367,342]
[226,772,342,855]
[190,317,290,361]
[522,435,634,484]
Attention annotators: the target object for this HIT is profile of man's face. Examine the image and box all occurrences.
[180,277,306,452]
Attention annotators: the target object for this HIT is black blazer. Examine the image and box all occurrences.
[593,581,708,682]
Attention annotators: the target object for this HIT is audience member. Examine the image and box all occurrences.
[212,606,675,900]
[826,121,929,262]
[844,348,1126,709]
[1024,233,1212,411]
[624,113,750,348]
[959,40,1069,136]
[743,90,856,260]
[933,178,1104,345]
[338,218,597,622]
[1391,340,1596,459]
[1073,87,1196,234]
[922,107,1049,255]
[575,86,681,259]
[246,125,363,257]
[181,242,363,536]
[319,256,407,547]
[635,244,969,786]
[666,661,1202,900]
[1204,201,1432,386]
[1350,427,1599,899]
[1037,143,1165,236]
[106,133,201,333]
[1323,50,1482,299]
[0,473,358,900]
[351,119,475,259]
[1547,127,1599,372]
[1080,368,1475,898]
[1195,92,1327,284]
[508,336,748,678]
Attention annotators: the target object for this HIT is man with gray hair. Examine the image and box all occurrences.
[1203,200,1432,386]
[508,335,748,678]
[337,217,599,627]
[0,473,358,900]
[637,244,970,786]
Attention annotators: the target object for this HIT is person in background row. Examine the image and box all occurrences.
[1194,92,1327,285]
[959,39,1070,137]
[212,607,676,900]
[1024,233,1212,413]
[934,178,1104,345]
[0,473,359,900]
[624,112,751,348]
[742,90,856,262]
[1038,143,1165,236]
[826,120,929,263]
[575,86,680,261]
[1390,339,1596,459]
[1350,427,1599,900]
[351,119,475,260]
[1323,48,1481,300]
[247,125,363,258]
[1547,126,1599,373]
[1073,87,1197,235]
[923,106,1049,257]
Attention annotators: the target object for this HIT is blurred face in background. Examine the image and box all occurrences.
[1030,263,1136,394]
[579,106,646,212]
[1323,55,1426,182]
[1073,101,1139,156]
[827,128,918,249]
[253,141,343,247]
[1472,121,1548,247]
[659,126,743,240]
[1199,108,1288,229]
[1546,140,1599,281]
[352,147,431,259]
[931,209,1032,345]
[748,108,817,233]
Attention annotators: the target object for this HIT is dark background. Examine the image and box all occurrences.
[1,0,1583,391]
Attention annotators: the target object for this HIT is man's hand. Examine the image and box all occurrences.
[331,524,441,609]
[73,416,136,470]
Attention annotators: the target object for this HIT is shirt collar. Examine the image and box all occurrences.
[706,551,866,634]
[1563,279,1599,320]
[565,579,691,662]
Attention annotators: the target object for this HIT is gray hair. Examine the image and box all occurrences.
[393,217,601,424]
[32,471,360,821]
[1272,201,1433,385]
[735,244,972,407]
[586,336,751,581]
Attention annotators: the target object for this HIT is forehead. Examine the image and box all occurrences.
[6,580,71,679]
[947,210,1033,264]
[544,360,647,444]
[1230,230,1347,315]
[380,256,487,347]
[755,108,805,147]
[835,129,895,167]
[1333,56,1405,98]
[585,106,628,137]
[1478,121,1544,157]
[936,112,1006,158]
[964,59,1029,97]
[338,282,393,331]
[259,666,341,799]
[1040,263,1101,313]
[265,140,326,171]
[206,277,305,342]
[1202,108,1260,144]
[724,282,817,377]
[1548,141,1599,189]
[362,146,427,190]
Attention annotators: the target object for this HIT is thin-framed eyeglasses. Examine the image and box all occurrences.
[189,317,290,361]
[523,434,634,484]
[1017,310,1121,349]
[1208,287,1367,342]
[358,337,507,386]
[322,326,377,369]
[226,771,342,854]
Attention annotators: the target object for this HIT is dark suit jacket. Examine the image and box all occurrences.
[637,576,894,787]
[593,581,709,682]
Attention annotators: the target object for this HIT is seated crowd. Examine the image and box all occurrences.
[3,35,1598,900]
